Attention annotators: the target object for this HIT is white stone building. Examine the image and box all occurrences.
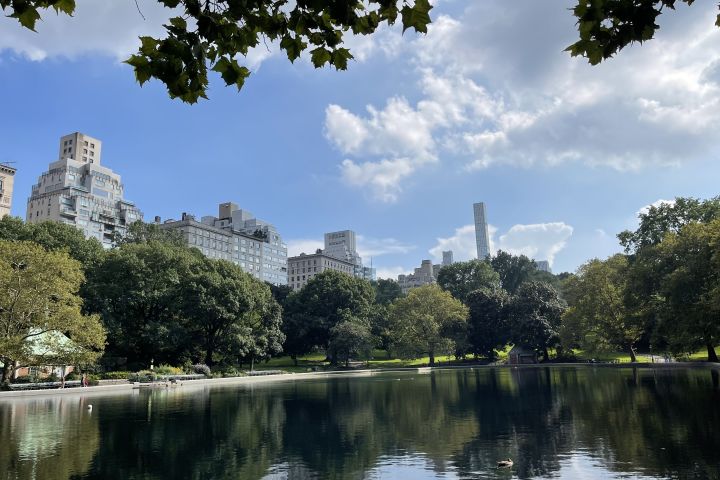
[0,163,16,219]
[288,250,355,290]
[160,202,288,286]
[26,133,142,247]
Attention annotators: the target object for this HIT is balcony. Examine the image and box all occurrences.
[59,207,77,217]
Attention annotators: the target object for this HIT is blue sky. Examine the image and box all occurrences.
[1,0,719,277]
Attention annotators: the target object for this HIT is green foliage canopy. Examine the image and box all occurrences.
[0,240,106,385]
[388,284,468,366]
[567,1,720,65]
[562,255,644,361]
[1,0,433,103]
[436,259,500,303]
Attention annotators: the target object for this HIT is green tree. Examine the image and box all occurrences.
[182,259,284,366]
[0,241,106,385]
[283,270,375,363]
[437,259,500,303]
[562,255,645,362]
[651,221,720,362]
[373,278,404,305]
[1,0,433,103]
[83,241,204,366]
[328,317,376,367]
[618,197,720,253]
[566,1,720,65]
[465,287,509,360]
[508,282,566,361]
[490,250,539,294]
[388,284,468,366]
[0,216,104,269]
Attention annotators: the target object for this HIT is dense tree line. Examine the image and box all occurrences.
[2,195,719,384]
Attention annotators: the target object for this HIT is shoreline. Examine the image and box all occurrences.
[1,361,717,400]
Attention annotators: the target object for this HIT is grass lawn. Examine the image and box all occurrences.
[251,346,716,373]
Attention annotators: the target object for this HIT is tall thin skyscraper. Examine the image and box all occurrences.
[442,250,453,266]
[473,202,490,260]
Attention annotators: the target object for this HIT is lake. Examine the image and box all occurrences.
[1,366,719,479]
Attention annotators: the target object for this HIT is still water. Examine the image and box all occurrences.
[1,367,719,479]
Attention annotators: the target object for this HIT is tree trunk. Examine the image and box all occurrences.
[543,348,550,362]
[428,351,435,367]
[250,356,255,372]
[629,345,637,363]
[707,343,719,363]
[292,355,298,366]
[204,347,214,367]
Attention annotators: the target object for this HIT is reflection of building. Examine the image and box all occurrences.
[397,259,439,294]
[473,202,490,260]
[535,260,551,273]
[288,250,355,290]
[159,202,288,285]
[0,163,16,218]
[26,133,142,247]
[442,250,454,266]
[323,230,376,281]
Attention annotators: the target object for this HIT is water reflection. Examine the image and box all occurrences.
[0,367,718,480]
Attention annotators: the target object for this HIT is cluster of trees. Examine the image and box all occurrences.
[274,249,567,366]
[562,197,720,362]
[2,195,718,386]
[0,218,283,385]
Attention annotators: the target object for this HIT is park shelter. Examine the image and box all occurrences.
[508,346,538,365]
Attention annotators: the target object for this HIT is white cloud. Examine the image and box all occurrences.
[339,157,416,203]
[285,238,323,257]
[356,235,415,259]
[497,223,573,267]
[325,0,720,200]
[429,221,573,267]
[0,0,275,69]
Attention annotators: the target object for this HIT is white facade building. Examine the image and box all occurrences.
[397,259,439,294]
[323,229,376,281]
[26,133,142,247]
[442,250,454,266]
[288,250,355,290]
[160,202,288,285]
[0,163,16,219]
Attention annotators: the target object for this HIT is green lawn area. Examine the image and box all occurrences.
[252,346,716,373]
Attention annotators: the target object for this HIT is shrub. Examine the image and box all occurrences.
[129,370,158,382]
[87,374,100,386]
[192,364,211,376]
[12,375,35,384]
[100,371,132,380]
[45,373,59,383]
[65,372,80,381]
[153,365,184,375]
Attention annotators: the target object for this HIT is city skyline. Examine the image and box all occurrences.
[2,1,719,277]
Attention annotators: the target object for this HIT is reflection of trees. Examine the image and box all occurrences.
[1,368,719,479]
[0,397,99,480]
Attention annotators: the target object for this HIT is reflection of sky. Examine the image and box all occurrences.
[260,453,669,480]
[16,409,65,460]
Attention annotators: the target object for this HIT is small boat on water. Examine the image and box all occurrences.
[497,459,513,468]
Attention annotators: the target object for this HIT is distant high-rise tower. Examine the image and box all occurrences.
[442,250,453,266]
[473,202,490,260]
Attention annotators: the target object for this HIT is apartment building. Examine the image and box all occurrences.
[160,202,288,285]
[0,163,16,218]
[288,250,355,290]
[26,133,142,247]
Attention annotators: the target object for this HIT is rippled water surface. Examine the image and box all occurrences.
[1,367,719,479]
